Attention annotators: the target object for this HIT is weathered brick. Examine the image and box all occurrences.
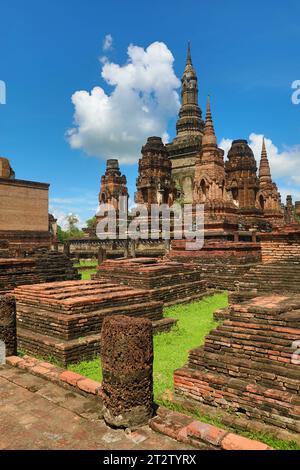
[221,433,271,451]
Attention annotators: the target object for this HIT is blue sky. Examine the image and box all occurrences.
[0,0,299,227]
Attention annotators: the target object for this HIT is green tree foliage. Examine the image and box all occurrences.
[86,216,97,230]
[57,213,84,243]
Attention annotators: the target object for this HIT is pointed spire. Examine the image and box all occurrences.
[187,41,192,65]
[202,95,217,147]
[174,42,204,139]
[259,136,272,184]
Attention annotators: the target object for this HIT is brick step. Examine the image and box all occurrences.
[188,347,300,388]
[174,366,300,433]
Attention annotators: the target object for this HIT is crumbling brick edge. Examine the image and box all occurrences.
[6,355,103,399]
[6,355,273,450]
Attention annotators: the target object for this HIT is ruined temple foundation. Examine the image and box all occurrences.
[14,280,175,365]
[0,249,80,294]
[102,315,154,428]
[174,294,300,433]
[94,258,208,306]
[168,239,261,290]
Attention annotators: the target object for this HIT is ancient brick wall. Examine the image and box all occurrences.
[0,178,49,232]
[0,250,80,294]
[14,279,173,365]
[168,240,261,290]
[174,294,300,433]
[94,258,208,305]
[260,230,300,264]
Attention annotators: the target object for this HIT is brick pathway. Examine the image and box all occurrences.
[0,365,194,450]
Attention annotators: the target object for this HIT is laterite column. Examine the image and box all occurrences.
[101,315,154,428]
[0,295,17,362]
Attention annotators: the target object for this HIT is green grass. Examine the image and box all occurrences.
[153,294,226,399]
[68,293,227,395]
[81,269,97,280]
[26,289,221,386]
[74,259,98,267]
[72,259,98,279]
[67,292,300,450]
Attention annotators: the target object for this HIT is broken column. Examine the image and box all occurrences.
[0,295,17,361]
[101,315,154,428]
[97,246,107,265]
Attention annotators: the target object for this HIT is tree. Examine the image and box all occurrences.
[57,225,68,244]
[86,216,97,230]
[56,214,84,243]
[66,214,80,233]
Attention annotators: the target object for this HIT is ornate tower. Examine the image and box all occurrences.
[257,138,283,225]
[96,159,129,238]
[135,137,176,208]
[99,159,128,211]
[225,139,262,228]
[167,43,204,204]
[193,97,237,231]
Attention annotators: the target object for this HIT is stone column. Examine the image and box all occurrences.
[164,239,171,253]
[64,241,70,256]
[130,240,136,258]
[97,247,107,265]
[123,240,129,258]
[0,295,17,362]
[101,315,154,429]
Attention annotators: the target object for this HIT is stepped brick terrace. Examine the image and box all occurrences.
[168,239,261,290]
[14,279,175,365]
[174,294,300,434]
[94,257,208,305]
[0,249,80,294]
[236,259,300,297]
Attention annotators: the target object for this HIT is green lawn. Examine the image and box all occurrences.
[81,269,97,280]
[74,259,98,279]
[69,293,227,399]
[67,293,300,450]
[73,259,98,267]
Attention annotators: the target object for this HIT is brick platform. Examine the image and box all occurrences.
[0,250,80,294]
[174,294,300,433]
[235,259,300,299]
[94,258,208,306]
[14,280,174,365]
[168,240,261,290]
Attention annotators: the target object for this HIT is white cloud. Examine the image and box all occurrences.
[50,209,83,231]
[218,138,232,158]
[103,34,113,51]
[219,133,300,202]
[67,41,180,164]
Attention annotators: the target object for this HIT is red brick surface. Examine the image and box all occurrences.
[77,378,101,395]
[221,433,271,451]
[6,356,273,450]
[59,370,84,387]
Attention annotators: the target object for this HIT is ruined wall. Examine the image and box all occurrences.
[260,230,300,264]
[0,178,49,232]
[174,294,300,433]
